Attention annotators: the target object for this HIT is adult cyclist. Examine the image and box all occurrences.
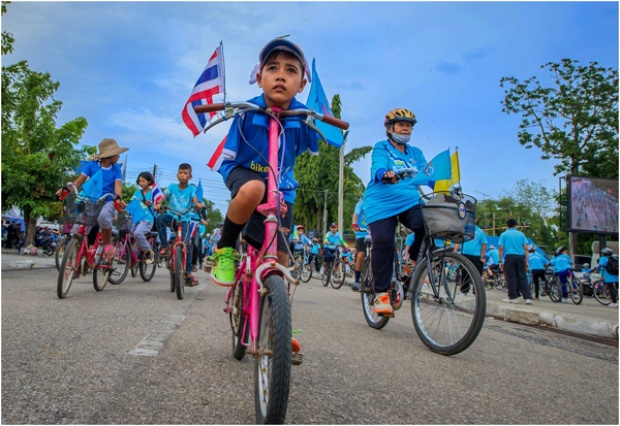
[362,108,433,317]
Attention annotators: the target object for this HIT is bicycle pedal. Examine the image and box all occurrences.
[291,352,304,366]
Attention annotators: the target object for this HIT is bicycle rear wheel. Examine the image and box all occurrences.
[139,238,158,282]
[593,280,612,306]
[107,238,129,285]
[175,246,185,300]
[93,259,113,291]
[229,283,248,360]
[569,278,584,305]
[360,257,390,329]
[57,238,79,299]
[410,251,486,356]
[255,274,291,424]
[330,259,346,289]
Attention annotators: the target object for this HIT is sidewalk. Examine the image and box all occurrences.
[2,249,618,340]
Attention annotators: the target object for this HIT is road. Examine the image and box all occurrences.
[2,266,618,424]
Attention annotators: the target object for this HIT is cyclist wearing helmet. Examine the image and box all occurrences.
[549,245,572,303]
[527,244,547,300]
[362,108,434,317]
[596,247,618,307]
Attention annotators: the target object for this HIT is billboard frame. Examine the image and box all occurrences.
[565,174,619,236]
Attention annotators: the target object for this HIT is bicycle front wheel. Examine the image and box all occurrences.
[55,236,67,271]
[410,251,486,356]
[255,274,291,424]
[360,257,390,329]
[548,279,562,303]
[330,259,346,289]
[570,278,584,305]
[321,263,330,287]
[139,238,158,282]
[175,246,185,300]
[107,238,129,285]
[593,280,612,306]
[300,260,313,283]
[57,238,79,299]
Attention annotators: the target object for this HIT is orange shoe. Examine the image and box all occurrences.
[373,292,394,317]
[291,338,301,353]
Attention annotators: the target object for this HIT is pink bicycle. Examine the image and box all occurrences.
[195,101,348,424]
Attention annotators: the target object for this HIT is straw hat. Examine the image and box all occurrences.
[89,138,128,160]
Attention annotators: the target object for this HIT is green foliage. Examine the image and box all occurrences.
[201,199,223,234]
[500,58,619,178]
[2,60,88,245]
[1,2,14,55]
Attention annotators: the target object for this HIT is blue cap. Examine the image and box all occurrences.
[259,37,305,68]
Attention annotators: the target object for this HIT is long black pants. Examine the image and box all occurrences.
[504,254,531,300]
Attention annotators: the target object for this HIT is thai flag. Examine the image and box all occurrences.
[189,222,198,238]
[151,181,164,205]
[206,136,227,171]
[182,44,225,137]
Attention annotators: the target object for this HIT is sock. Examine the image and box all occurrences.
[217,216,246,250]
[355,271,361,283]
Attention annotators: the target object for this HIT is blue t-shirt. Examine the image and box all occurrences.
[218,94,319,204]
[353,200,369,238]
[164,183,196,220]
[487,249,499,265]
[294,234,311,251]
[324,231,345,249]
[528,252,547,270]
[461,226,488,256]
[309,243,321,255]
[597,256,618,283]
[498,227,528,256]
[550,253,572,273]
[363,140,433,224]
[80,161,122,200]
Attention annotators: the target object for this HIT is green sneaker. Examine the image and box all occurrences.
[210,247,236,286]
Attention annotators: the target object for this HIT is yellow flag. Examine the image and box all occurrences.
[433,151,460,193]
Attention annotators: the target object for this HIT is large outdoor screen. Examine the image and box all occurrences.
[567,175,619,235]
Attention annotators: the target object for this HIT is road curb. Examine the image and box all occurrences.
[487,301,618,340]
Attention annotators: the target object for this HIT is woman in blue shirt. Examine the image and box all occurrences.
[362,108,433,317]
[597,248,618,307]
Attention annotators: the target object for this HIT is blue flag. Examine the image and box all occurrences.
[79,169,103,200]
[195,179,203,201]
[305,59,344,148]
[125,198,147,223]
[428,149,452,181]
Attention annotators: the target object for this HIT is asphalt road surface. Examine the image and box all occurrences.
[2,267,618,424]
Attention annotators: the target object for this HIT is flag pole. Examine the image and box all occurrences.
[220,40,226,105]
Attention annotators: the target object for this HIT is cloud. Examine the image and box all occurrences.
[436,61,463,74]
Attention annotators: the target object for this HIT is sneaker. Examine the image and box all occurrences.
[185,274,199,287]
[351,282,361,292]
[373,292,394,317]
[144,249,154,265]
[159,246,169,258]
[319,266,325,276]
[608,303,619,308]
[561,298,568,303]
[210,247,236,286]
[502,298,519,304]
[525,299,532,305]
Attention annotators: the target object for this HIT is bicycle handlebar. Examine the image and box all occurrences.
[381,167,418,183]
[194,101,350,131]
[159,204,194,219]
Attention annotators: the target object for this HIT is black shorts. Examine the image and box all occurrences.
[355,237,366,254]
[225,166,294,253]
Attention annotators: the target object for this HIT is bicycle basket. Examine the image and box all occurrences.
[422,192,476,242]
[62,194,106,227]
[113,210,132,232]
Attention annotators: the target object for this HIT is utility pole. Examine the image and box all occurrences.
[152,164,158,181]
[337,131,349,235]
[322,190,328,238]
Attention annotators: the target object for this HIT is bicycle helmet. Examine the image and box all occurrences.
[384,108,417,128]
[555,246,567,256]
[527,244,536,253]
[601,247,613,256]
[489,245,496,250]
[582,263,590,268]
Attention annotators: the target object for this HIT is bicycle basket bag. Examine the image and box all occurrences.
[422,193,476,242]
[605,256,619,275]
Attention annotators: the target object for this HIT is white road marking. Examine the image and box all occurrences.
[129,314,185,356]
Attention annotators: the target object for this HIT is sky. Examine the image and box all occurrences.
[2,1,618,215]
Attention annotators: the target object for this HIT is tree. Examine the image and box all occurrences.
[500,59,619,255]
[293,94,370,233]
[1,2,14,55]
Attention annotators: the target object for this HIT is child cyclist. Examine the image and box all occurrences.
[210,37,319,286]
[127,171,156,265]
[56,138,128,260]
[154,163,204,286]
[320,223,349,276]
